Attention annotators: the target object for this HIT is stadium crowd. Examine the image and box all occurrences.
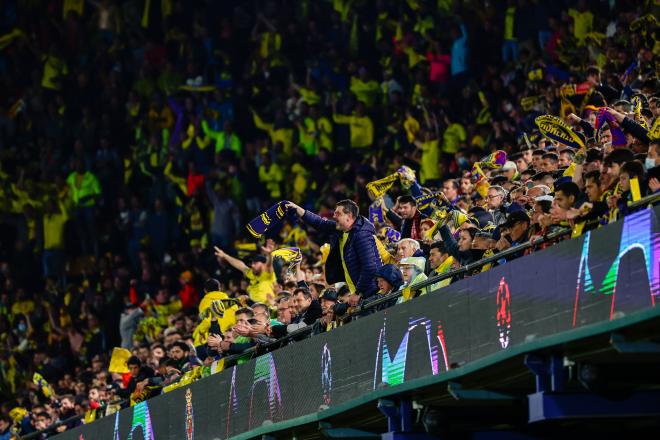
[0,0,659,437]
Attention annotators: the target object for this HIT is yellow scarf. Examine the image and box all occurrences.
[339,232,356,293]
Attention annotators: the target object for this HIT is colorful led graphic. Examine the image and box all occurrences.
[321,343,332,405]
[185,388,194,440]
[436,323,449,370]
[573,208,660,326]
[248,353,283,429]
[496,277,512,349]
[110,401,155,440]
[125,401,155,440]
[225,366,239,439]
[113,411,119,440]
[373,316,445,389]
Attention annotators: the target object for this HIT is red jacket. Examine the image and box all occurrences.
[178,284,199,309]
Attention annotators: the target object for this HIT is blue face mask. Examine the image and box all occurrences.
[645,158,656,170]
[17,322,26,333]
[457,157,469,169]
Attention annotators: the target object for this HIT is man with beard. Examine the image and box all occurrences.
[575,170,608,231]
[167,341,200,373]
[287,200,382,306]
[386,195,425,240]
[601,148,634,192]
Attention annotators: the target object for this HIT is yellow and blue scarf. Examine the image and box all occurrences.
[246,201,290,238]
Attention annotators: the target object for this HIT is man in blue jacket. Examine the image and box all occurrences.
[286,200,382,306]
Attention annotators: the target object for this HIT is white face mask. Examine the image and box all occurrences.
[645,158,656,170]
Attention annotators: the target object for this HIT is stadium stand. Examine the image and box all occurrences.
[0,0,659,438]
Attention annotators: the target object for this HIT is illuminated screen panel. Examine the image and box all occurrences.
[58,206,660,440]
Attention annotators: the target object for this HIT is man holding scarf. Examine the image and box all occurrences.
[385,195,424,240]
[286,200,381,306]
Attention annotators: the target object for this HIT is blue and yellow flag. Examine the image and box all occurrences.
[272,247,303,274]
[369,199,385,223]
[479,150,507,169]
[33,372,54,399]
[631,96,649,130]
[246,201,290,238]
[535,114,585,150]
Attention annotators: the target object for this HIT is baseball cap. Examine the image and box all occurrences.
[501,210,530,229]
[251,254,268,264]
[469,208,494,229]
[319,288,338,302]
[553,175,572,187]
[502,161,517,171]
[534,195,554,202]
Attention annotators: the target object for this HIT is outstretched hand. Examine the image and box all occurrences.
[207,334,223,350]
[261,238,276,254]
[214,246,226,260]
[285,202,305,217]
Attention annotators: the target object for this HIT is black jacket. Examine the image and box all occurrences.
[302,211,381,297]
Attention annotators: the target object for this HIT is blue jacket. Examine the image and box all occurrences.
[302,211,381,297]
[451,24,468,76]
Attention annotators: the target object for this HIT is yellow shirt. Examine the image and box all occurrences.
[12,300,35,316]
[339,232,356,293]
[258,163,283,198]
[333,113,373,148]
[350,77,380,108]
[252,111,294,156]
[429,256,454,291]
[41,55,68,90]
[245,269,276,303]
[442,123,466,154]
[152,300,182,327]
[504,7,516,40]
[316,117,333,151]
[403,116,420,143]
[258,32,282,59]
[62,0,84,18]
[43,210,69,250]
[420,139,440,183]
[568,9,593,42]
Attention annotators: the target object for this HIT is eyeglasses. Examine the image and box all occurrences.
[486,194,502,200]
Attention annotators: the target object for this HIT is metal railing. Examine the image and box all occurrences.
[20,398,127,440]
[26,191,660,438]
[220,191,660,360]
[216,192,660,363]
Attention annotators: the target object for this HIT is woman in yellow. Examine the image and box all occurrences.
[310,105,333,151]
[413,115,441,186]
[251,108,294,156]
[258,154,283,199]
[332,97,373,149]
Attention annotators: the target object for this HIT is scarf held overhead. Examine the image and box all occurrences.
[535,115,585,150]
[246,201,290,238]
[366,166,417,199]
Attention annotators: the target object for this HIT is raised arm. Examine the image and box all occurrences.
[201,119,220,141]
[605,107,651,144]
[261,239,275,274]
[286,201,337,234]
[438,224,461,260]
[385,207,403,229]
[251,108,275,135]
[214,246,249,274]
